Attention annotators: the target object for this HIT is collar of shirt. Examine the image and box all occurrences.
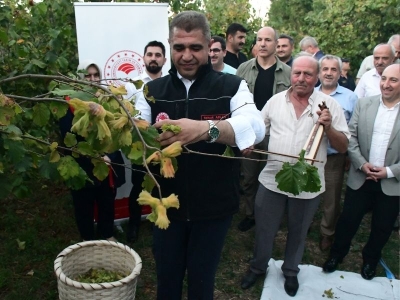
[379,96,400,110]
[177,71,195,94]
[372,68,381,78]
[315,83,346,97]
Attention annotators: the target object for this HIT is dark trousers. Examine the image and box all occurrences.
[330,180,399,266]
[153,216,233,300]
[71,179,116,240]
[128,167,146,229]
[241,137,268,217]
[251,185,320,276]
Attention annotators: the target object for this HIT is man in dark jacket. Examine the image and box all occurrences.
[135,11,265,300]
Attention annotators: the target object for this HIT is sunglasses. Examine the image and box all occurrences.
[209,48,222,53]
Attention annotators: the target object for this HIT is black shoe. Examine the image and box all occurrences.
[126,224,139,243]
[361,263,376,280]
[238,217,255,232]
[241,269,264,289]
[322,257,342,273]
[284,275,299,297]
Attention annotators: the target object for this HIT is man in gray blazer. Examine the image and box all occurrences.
[323,64,400,280]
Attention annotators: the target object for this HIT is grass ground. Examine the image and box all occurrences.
[0,181,398,299]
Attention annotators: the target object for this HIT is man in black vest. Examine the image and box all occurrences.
[134,11,265,300]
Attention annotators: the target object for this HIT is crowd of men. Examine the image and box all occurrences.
[72,11,399,299]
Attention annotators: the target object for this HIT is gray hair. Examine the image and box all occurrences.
[293,52,320,73]
[299,36,319,48]
[318,55,342,72]
[373,43,396,57]
[169,11,211,42]
[387,34,400,45]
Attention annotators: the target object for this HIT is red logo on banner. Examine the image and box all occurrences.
[104,50,145,86]
[155,112,170,123]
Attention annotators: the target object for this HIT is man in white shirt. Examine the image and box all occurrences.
[125,40,167,101]
[125,40,167,243]
[240,54,350,296]
[323,64,400,280]
[354,43,395,99]
[356,34,400,84]
[209,36,237,74]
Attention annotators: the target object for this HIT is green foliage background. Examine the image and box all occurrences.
[267,0,400,68]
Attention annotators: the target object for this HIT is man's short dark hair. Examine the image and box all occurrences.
[169,11,211,42]
[144,41,166,57]
[211,36,226,50]
[226,23,248,38]
[278,34,294,46]
[341,57,350,63]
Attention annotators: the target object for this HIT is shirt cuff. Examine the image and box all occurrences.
[386,167,394,178]
[226,115,257,150]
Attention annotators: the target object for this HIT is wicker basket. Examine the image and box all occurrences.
[54,240,142,300]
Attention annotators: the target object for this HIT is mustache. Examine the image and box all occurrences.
[294,83,307,87]
[238,42,244,46]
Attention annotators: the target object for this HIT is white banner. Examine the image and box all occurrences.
[74,2,170,87]
[74,3,170,214]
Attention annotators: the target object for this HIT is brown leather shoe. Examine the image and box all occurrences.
[319,236,333,251]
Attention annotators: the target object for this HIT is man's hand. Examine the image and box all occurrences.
[362,162,387,181]
[154,118,209,146]
[316,108,332,131]
[241,145,254,157]
[103,155,111,165]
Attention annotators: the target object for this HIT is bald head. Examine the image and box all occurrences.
[373,44,395,75]
[380,64,400,104]
[256,27,278,59]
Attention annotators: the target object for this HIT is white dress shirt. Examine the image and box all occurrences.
[259,89,350,199]
[354,68,381,99]
[369,98,399,178]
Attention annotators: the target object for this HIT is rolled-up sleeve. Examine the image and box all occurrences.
[226,80,265,150]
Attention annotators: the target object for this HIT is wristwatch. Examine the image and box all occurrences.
[206,120,220,143]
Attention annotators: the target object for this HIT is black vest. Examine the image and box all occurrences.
[146,63,242,221]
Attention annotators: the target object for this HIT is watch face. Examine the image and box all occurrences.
[209,126,219,140]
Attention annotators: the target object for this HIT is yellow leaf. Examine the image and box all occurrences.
[110,115,128,129]
[49,150,60,163]
[161,141,182,158]
[17,39,24,44]
[137,190,159,208]
[162,194,179,209]
[49,142,58,151]
[109,85,127,96]
[160,157,175,178]
[134,118,149,130]
[16,239,25,250]
[26,270,34,276]
[143,85,155,103]
[155,203,170,229]
[146,151,161,164]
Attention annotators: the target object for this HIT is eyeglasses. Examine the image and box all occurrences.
[209,48,222,53]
